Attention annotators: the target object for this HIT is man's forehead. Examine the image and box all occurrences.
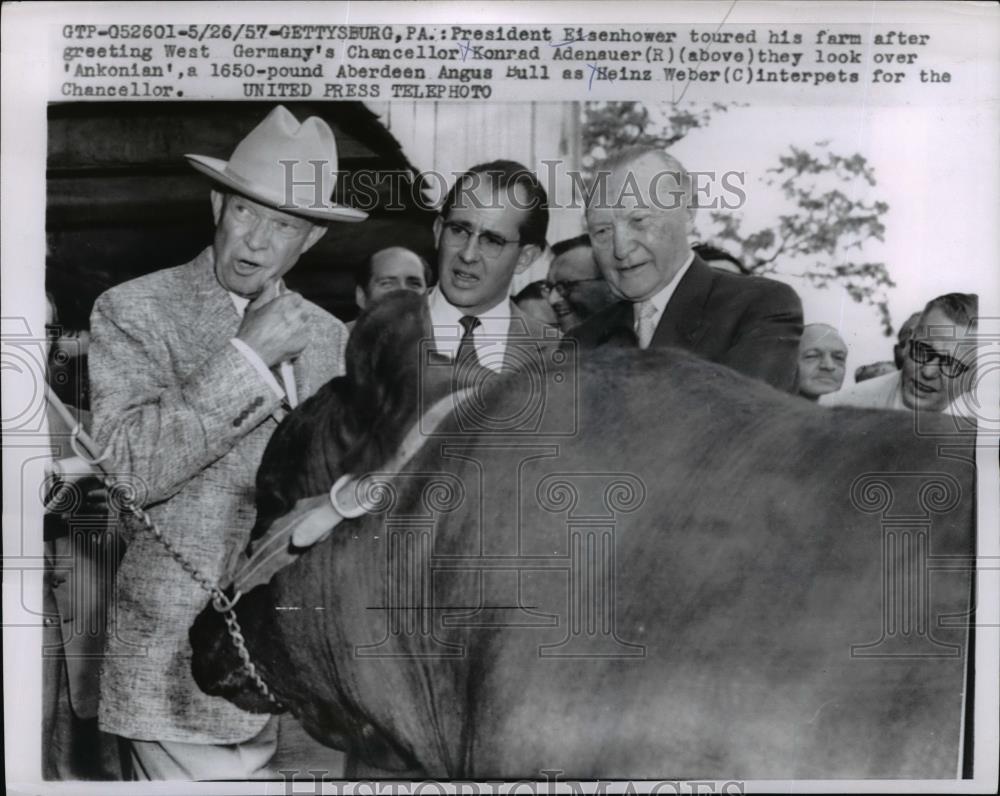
[916,311,977,354]
[587,156,687,214]
[226,192,313,225]
[802,325,846,349]
[446,178,528,231]
[372,249,423,275]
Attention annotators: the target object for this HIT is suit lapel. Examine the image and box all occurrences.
[594,300,638,347]
[651,256,714,350]
[188,248,242,351]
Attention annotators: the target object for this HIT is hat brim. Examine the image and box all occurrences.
[186,154,368,223]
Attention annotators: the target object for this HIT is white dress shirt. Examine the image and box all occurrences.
[427,287,514,373]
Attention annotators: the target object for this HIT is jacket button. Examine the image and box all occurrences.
[232,417,241,427]
[254,396,265,407]
[44,616,58,627]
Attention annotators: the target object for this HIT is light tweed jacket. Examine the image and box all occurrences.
[90,247,347,744]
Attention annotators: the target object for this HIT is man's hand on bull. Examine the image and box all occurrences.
[235,290,310,367]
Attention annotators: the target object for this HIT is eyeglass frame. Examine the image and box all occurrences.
[907,338,971,378]
[439,219,521,260]
[541,277,606,296]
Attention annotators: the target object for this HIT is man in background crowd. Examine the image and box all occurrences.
[823,293,978,415]
[567,146,803,392]
[545,234,616,333]
[429,160,554,373]
[354,246,431,312]
[795,323,848,401]
[513,280,560,330]
[42,294,121,780]
[90,105,364,779]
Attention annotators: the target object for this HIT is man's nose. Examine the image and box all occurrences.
[612,225,632,261]
[546,285,563,307]
[819,355,836,371]
[919,359,943,378]
[458,232,480,262]
[244,218,270,250]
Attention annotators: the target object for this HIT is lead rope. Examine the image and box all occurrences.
[46,386,284,709]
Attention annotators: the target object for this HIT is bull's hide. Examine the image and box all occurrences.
[191,345,974,780]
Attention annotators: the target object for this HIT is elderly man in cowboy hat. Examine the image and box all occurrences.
[89,105,365,780]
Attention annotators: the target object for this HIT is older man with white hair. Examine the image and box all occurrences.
[795,323,848,401]
[566,146,804,391]
[90,106,366,779]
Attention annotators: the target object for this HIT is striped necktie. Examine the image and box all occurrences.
[456,315,481,367]
[635,300,658,349]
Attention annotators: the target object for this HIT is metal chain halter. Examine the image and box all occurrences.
[120,494,283,709]
[51,393,284,710]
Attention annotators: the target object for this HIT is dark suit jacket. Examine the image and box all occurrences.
[566,257,803,392]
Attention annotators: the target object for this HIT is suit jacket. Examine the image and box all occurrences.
[90,247,347,744]
[566,257,803,392]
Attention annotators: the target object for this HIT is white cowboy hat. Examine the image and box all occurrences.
[186,105,367,222]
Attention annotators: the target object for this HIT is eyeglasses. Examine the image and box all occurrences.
[908,339,970,378]
[541,277,605,295]
[440,221,520,260]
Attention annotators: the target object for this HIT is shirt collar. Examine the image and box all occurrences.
[228,292,250,317]
[634,250,695,335]
[427,287,513,337]
[427,287,514,371]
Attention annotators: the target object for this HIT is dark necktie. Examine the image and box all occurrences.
[456,315,481,368]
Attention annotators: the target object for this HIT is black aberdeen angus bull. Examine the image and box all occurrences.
[191,292,975,780]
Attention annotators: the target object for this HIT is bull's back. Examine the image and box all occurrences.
[450,351,974,778]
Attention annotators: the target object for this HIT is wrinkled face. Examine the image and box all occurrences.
[901,307,975,412]
[586,153,693,302]
[434,179,538,316]
[796,326,848,399]
[211,191,326,299]
[358,248,428,309]
[546,246,613,331]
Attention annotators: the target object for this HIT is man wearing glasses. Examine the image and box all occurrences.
[544,234,617,333]
[430,160,555,372]
[824,293,978,414]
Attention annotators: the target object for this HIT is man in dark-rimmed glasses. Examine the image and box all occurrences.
[429,160,555,373]
[824,292,978,414]
[543,234,616,333]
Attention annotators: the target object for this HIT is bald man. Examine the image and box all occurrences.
[567,146,803,392]
[795,324,848,401]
